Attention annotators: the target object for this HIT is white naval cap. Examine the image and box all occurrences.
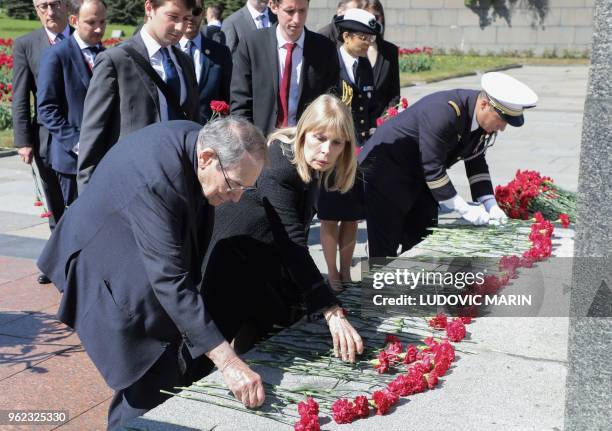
[335,8,382,35]
[481,72,538,127]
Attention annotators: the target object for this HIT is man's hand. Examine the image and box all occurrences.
[324,305,364,363]
[440,194,490,226]
[477,194,508,225]
[206,341,265,408]
[17,147,33,164]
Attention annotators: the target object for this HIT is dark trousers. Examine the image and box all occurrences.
[107,343,213,430]
[33,154,65,230]
[364,184,438,258]
[56,171,78,207]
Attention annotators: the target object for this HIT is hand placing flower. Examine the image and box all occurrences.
[324,305,364,363]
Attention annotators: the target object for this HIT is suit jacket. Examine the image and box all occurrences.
[11,27,73,159]
[37,35,99,175]
[77,33,199,191]
[203,24,225,45]
[203,141,339,314]
[38,121,223,391]
[194,31,232,122]
[359,89,495,211]
[230,26,339,136]
[220,5,277,54]
[371,39,400,119]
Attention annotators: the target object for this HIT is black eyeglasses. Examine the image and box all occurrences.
[192,6,203,16]
[217,157,257,192]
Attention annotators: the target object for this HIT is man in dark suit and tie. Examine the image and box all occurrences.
[77,0,200,192]
[220,0,277,54]
[230,0,339,136]
[179,0,232,123]
[38,118,269,429]
[37,0,107,208]
[12,0,72,284]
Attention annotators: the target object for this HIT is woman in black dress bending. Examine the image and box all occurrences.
[318,8,381,287]
[202,94,364,363]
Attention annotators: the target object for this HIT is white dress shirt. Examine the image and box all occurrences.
[208,19,222,28]
[339,45,359,85]
[276,27,305,127]
[73,32,97,70]
[140,28,186,117]
[179,33,203,84]
[246,2,271,28]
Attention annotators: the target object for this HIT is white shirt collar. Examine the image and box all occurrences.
[339,45,358,67]
[471,106,480,132]
[73,32,91,50]
[208,19,221,27]
[246,2,269,21]
[276,25,305,50]
[44,25,70,44]
[140,27,164,59]
[179,32,202,51]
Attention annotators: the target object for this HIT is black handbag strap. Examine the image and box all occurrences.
[120,45,188,120]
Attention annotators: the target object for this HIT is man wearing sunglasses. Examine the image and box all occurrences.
[38,118,268,429]
[178,0,232,123]
[358,72,538,258]
[12,0,72,284]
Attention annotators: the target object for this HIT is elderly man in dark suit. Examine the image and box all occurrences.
[230,0,339,136]
[220,0,277,53]
[179,0,232,123]
[38,118,268,429]
[12,0,72,284]
[77,0,200,192]
[37,0,107,208]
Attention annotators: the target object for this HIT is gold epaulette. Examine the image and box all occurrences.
[341,81,353,106]
[448,100,461,117]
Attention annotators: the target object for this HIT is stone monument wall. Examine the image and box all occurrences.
[307,0,595,55]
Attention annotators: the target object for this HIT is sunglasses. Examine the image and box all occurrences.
[192,6,203,16]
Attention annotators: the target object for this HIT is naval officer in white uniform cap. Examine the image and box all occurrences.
[358,72,538,257]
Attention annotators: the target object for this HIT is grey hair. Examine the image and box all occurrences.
[197,116,268,167]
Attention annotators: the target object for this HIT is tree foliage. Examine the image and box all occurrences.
[106,0,145,26]
[6,0,37,20]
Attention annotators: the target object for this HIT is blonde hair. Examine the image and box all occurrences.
[267,94,357,193]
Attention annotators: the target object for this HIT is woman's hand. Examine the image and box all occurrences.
[207,341,265,408]
[324,305,364,362]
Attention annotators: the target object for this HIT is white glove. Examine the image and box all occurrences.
[478,194,508,224]
[440,194,490,226]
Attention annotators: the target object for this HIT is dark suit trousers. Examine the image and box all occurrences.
[33,154,65,230]
[56,172,77,207]
[364,182,438,258]
[107,343,213,430]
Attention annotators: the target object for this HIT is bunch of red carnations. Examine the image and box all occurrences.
[294,397,320,431]
[375,97,409,126]
[495,170,575,225]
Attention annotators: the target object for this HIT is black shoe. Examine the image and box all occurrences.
[37,273,51,284]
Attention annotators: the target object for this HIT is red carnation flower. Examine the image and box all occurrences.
[352,395,370,419]
[401,97,408,109]
[428,312,448,329]
[34,200,43,207]
[425,372,439,389]
[376,117,384,127]
[297,396,319,417]
[331,399,356,424]
[374,350,392,373]
[559,213,570,228]
[403,344,418,364]
[446,318,467,342]
[294,414,320,431]
[388,374,412,396]
[210,100,230,115]
[458,316,472,324]
[371,389,399,415]
[433,357,451,377]
[387,107,399,117]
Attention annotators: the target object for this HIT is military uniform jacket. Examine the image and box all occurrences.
[358,89,494,211]
[337,50,376,144]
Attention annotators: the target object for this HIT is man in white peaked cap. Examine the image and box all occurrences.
[358,72,538,257]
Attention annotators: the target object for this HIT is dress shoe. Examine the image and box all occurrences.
[37,273,51,284]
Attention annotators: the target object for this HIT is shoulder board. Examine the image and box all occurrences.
[447,101,461,117]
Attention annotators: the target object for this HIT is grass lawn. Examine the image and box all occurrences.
[400,55,589,87]
[0,16,136,40]
[0,129,13,149]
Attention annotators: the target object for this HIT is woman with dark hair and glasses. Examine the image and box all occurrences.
[202,94,364,363]
[317,8,380,288]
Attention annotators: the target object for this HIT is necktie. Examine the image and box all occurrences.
[53,33,65,45]
[160,47,182,120]
[352,60,359,85]
[85,46,103,71]
[256,14,266,29]
[277,42,295,128]
[185,40,196,62]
